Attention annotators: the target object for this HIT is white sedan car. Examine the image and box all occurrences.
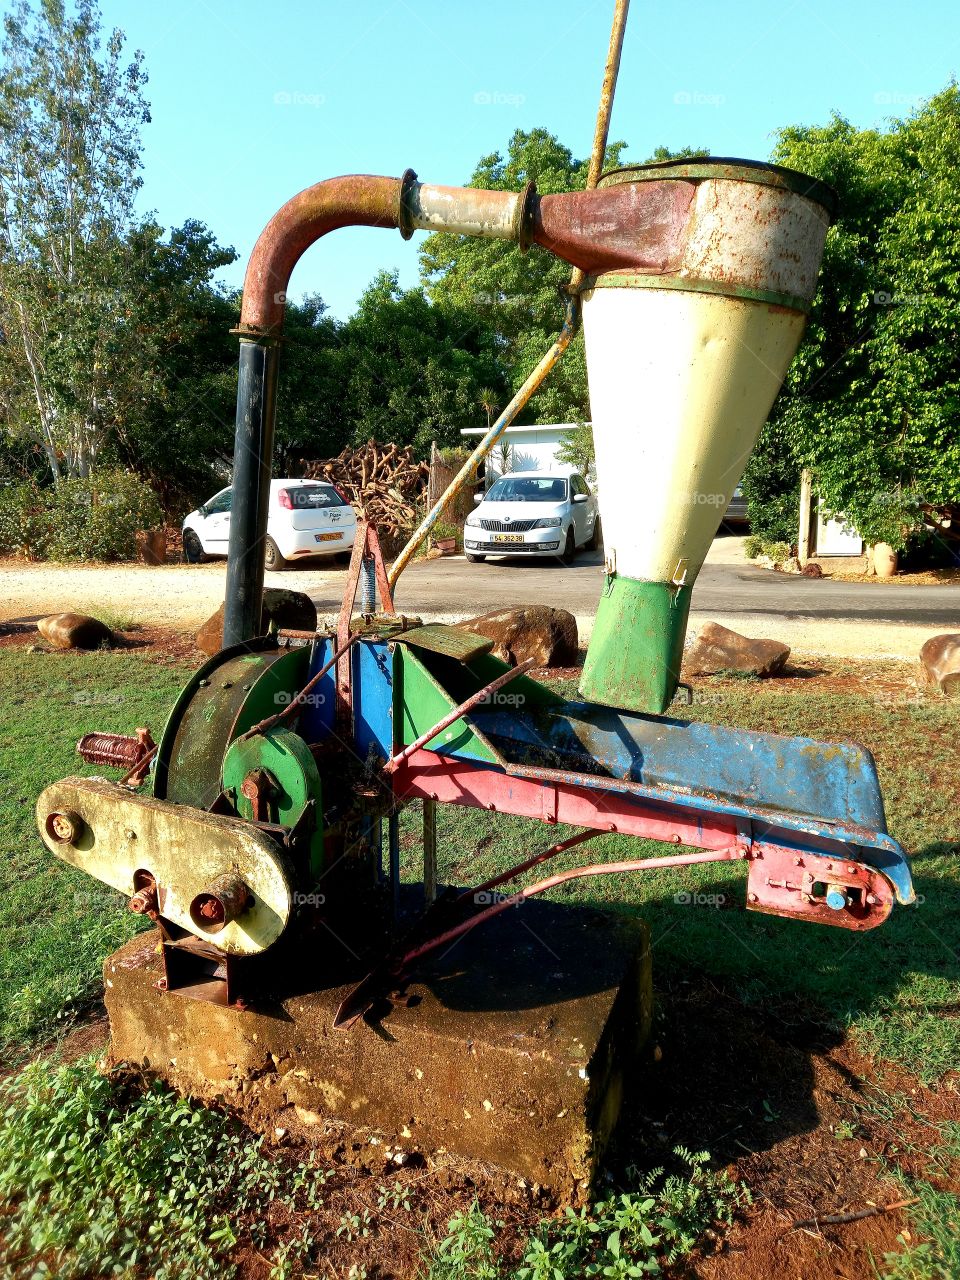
[463,471,600,563]
[182,479,357,570]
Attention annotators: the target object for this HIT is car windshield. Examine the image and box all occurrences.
[284,483,347,508]
[485,476,567,503]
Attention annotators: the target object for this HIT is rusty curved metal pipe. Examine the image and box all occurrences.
[238,174,406,338]
[222,165,693,646]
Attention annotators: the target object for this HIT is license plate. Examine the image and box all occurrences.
[316,532,340,542]
[493,533,524,544]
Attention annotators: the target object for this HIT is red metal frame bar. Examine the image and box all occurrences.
[391,749,895,932]
[382,660,535,775]
[391,748,742,849]
[337,520,395,723]
[455,828,596,902]
[402,849,738,968]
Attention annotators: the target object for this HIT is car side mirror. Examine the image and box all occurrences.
[197,504,208,517]
[474,493,484,504]
[573,493,588,503]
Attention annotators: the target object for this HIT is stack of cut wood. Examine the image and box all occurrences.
[301,440,429,539]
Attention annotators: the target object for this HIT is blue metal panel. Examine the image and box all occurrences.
[299,638,336,741]
[353,640,393,759]
[473,701,887,829]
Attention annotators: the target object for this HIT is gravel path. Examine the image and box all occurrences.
[2,552,952,661]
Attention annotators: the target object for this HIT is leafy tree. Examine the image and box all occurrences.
[334,270,508,456]
[555,420,595,475]
[273,293,344,468]
[419,129,629,425]
[418,133,710,427]
[0,0,150,480]
[754,91,960,551]
[109,220,239,510]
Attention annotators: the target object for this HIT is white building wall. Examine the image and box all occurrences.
[460,423,586,481]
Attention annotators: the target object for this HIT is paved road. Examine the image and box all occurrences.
[389,550,960,627]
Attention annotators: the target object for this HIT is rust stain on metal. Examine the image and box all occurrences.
[239,174,404,336]
[535,181,695,275]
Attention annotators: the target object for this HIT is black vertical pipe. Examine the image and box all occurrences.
[223,338,280,648]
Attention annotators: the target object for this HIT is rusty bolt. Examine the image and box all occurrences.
[128,885,158,916]
[848,864,859,875]
[46,810,84,844]
[794,857,803,866]
[866,893,878,906]
[747,892,759,903]
[155,977,168,991]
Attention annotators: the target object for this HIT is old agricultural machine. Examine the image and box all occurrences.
[36,4,914,1191]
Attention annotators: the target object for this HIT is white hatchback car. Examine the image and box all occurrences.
[182,479,357,570]
[463,471,600,563]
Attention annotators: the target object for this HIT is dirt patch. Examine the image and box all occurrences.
[830,567,960,586]
[32,967,958,1279]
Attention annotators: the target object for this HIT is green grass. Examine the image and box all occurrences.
[0,648,191,1060]
[0,647,958,1275]
[0,1054,331,1279]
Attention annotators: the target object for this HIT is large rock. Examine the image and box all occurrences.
[456,606,578,668]
[37,612,115,650]
[920,633,960,697]
[196,589,317,656]
[683,621,790,678]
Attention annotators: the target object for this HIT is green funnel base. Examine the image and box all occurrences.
[580,576,692,715]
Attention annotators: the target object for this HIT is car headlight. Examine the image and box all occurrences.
[464,512,481,527]
[534,517,562,529]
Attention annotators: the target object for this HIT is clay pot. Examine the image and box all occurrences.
[872,542,898,578]
[434,537,457,554]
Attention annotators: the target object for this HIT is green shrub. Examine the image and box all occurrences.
[743,534,764,559]
[424,1149,749,1279]
[765,540,793,565]
[0,469,162,562]
[0,481,55,558]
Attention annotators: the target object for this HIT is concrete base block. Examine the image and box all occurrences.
[105,901,651,1201]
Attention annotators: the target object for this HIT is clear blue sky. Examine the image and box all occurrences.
[86,0,960,319]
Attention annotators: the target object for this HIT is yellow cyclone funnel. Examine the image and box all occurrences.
[578,159,835,714]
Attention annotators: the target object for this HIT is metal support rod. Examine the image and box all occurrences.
[223,339,281,648]
[387,302,581,587]
[423,797,437,906]
[237,630,361,741]
[382,659,536,773]
[455,829,595,903]
[567,0,630,294]
[387,0,630,589]
[389,808,401,918]
[401,848,736,969]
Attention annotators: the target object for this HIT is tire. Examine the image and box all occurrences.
[587,515,602,551]
[182,529,204,564]
[263,536,287,571]
[561,528,576,564]
[465,552,485,563]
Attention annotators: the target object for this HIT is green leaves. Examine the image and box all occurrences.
[765,88,960,552]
